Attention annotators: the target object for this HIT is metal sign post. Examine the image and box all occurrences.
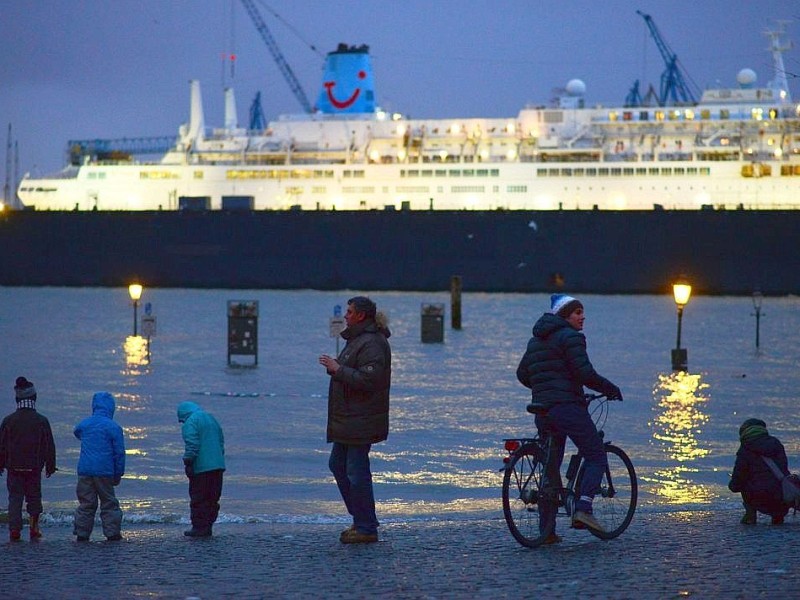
[329,304,345,355]
[141,302,156,363]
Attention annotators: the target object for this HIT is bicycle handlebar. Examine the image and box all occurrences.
[585,392,623,402]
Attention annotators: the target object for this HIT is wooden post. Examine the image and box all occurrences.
[450,275,462,330]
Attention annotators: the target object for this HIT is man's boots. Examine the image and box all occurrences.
[29,515,42,539]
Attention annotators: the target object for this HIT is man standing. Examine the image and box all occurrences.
[0,376,57,541]
[177,401,225,538]
[319,296,391,544]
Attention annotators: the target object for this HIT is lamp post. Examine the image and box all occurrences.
[128,283,143,336]
[671,276,692,371]
[752,290,763,349]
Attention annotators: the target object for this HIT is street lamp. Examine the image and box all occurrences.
[128,283,143,336]
[752,290,763,349]
[671,276,692,371]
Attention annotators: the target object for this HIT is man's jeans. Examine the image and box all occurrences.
[329,442,379,535]
[535,402,607,532]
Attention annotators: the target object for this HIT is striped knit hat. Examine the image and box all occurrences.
[14,376,37,408]
[739,418,767,442]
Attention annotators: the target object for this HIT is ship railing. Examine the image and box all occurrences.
[603,152,638,162]
[32,167,81,180]
[657,152,694,161]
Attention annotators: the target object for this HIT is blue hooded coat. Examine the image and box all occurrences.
[74,391,125,480]
[177,401,225,474]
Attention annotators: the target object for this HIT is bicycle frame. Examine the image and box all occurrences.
[501,395,637,546]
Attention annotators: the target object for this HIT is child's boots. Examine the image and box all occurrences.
[29,515,42,539]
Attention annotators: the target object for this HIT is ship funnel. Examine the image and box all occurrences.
[224,87,238,129]
[187,80,205,142]
[316,44,376,114]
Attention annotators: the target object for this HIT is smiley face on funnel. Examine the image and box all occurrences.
[316,43,376,114]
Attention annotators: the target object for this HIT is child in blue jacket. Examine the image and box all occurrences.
[73,391,126,541]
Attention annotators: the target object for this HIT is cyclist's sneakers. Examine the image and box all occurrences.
[340,529,378,544]
[542,533,562,545]
[572,510,606,533]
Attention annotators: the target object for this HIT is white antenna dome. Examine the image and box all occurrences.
[737,68,757,88]
[565,79,586,96]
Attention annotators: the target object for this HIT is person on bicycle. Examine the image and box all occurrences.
[516,294,623,538]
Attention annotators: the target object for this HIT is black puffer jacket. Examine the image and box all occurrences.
[728,433,788,496]
[326,319,391,445]
[516,312,616,406]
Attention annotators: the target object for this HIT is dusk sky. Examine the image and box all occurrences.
[2,0,798,178]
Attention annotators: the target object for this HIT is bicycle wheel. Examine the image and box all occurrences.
[501,443,555,548]
[574,443,637,540]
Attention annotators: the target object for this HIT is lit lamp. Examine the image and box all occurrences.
[752,290,763,349]
[128,283,143,336]
[671,276,692,371]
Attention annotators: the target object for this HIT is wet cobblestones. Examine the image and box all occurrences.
[0,508,797,599]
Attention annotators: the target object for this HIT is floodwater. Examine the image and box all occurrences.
[1,287,798,526]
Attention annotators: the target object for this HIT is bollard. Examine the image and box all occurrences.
[227,300,259,366]
[450,275,462,330]
[421,303,445,343]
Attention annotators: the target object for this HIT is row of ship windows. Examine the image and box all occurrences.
[296,185,502,194]
[606,107,781,123]
[134,168,506,180]
[537,167,712,177]
[107,166,714,182]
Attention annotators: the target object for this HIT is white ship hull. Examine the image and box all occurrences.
[16,156,800,212]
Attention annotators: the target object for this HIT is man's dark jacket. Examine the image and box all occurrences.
[327,319,391,445]
[516,312,615,406]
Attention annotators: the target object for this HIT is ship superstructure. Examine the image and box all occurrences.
[17,27,800,212]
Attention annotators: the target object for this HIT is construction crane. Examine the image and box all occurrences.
[636,10,700,106]
[240,0,313,114]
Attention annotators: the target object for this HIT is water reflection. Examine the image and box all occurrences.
[647,371,712,504]
[123,335,150,372]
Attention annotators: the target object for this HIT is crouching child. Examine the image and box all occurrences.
[728,418,789,525]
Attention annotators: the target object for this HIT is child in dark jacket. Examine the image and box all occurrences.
[0,377,57,541]
[73,391,126,541]
[728,418,789,525]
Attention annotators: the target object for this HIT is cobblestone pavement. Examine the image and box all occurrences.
[0,508,797,599]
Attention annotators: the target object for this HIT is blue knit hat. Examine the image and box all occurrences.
[550,294,583,318]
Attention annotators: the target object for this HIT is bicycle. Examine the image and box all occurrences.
[501,393,637,548]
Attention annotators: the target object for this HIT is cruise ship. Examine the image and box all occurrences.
[16,23,800,213]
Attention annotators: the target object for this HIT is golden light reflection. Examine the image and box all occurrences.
[647,371,712,504]
[123,335,150,370]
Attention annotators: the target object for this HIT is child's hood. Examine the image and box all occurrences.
[91,391,116,419]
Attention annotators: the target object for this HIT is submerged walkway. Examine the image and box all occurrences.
[1,509,796,598]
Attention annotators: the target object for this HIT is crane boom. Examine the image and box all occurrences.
[240,0,312,113]
[636,10,698,105]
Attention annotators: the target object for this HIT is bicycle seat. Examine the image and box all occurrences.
[526,402,550,415]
